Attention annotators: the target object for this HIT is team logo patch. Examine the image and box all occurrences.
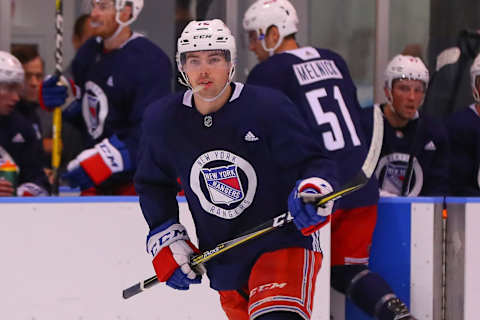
[82,81,109,139]
[191,150,257,219]
[201,165,244,205]
[375,152,423,196]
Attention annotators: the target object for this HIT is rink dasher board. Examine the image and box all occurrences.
[0,197,331,320]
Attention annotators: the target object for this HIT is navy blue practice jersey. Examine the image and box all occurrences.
[362,104,449,196]
[135,83,338,290]
[72,33,172,167]
[0,112,50,192]
[246,46,378,209]
[446,105,480,196]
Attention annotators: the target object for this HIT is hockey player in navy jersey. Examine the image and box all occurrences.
[0,51,50,197]
[39,0,172,195]
[135,19,339,320]
[243,1,415,319]
[363,55,449,197]
[446,53,480,196]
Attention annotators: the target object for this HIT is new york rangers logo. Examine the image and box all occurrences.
[376,152,424,196]
[384,162,406,191]
[191,150,257,220]
[82,81,109,139]
[201,165,244,205]
[87,89,100,130]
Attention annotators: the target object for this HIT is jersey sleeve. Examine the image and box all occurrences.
[134,102,180,230]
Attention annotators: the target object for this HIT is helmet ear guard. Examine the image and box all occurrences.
[470,54,480,102]
[115,0,144,27]
[242,0,299,55]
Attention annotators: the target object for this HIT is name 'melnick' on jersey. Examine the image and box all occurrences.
[293,59,343,86]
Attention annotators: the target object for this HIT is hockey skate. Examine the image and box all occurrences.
[385,297,417,320]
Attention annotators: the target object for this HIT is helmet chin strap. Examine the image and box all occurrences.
[473,87,480,103]
[180,65,236,103]
[104,11,130,43]
[259,32,283,57]
[196,80,231,102]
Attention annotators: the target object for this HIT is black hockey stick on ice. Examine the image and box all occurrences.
[122,105,384,300]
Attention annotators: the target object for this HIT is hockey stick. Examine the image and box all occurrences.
[122,105,384,300]
[51,0,64,196]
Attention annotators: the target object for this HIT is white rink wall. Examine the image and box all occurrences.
[1,197,479,319]
[0,198,331,320]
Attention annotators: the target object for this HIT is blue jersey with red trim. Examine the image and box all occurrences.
[246,47,378,209]
[71,33,172,186]
[446,105,480,196]
[135,83,338,290]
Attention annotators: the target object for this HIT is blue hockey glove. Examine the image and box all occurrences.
[288,177,334,235]
[62,135,132,190]
[39,75,79,111]
[147,220,205,290]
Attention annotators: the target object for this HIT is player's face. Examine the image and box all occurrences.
[248,31,269,62]
[89,0,118,39]
[0,83,22,116]
[22,57,44,103]
[183,50,231,98]
[390,79,426,120]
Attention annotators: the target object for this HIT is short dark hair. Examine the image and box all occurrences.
[74,14,91,38]
[11,46,41,65]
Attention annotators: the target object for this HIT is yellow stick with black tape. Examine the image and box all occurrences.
[52,0,64,195]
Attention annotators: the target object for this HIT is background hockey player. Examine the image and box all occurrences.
[446,53,480,196]
[243,1,415,319]
[38,0,172,195]
[135,19,339,320]
[0,51,50,197]
[364,54,449,197]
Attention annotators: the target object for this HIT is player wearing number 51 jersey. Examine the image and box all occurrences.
[243,0,415,319]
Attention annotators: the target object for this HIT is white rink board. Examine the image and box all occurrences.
[0,200,331,319]
[465,202,480,320]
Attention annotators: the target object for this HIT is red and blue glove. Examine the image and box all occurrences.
[288,177,334,235]
[16,183,49,197]
[62,135,132,190]
[147,220,205,290]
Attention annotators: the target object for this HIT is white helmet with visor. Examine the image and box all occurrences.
[177,19,236,93]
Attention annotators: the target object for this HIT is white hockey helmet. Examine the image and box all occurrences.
[243,0,299,54]
[384,54,429,91]
[0,51,24,84]
[470,53,480,102]
[176,19,236,88]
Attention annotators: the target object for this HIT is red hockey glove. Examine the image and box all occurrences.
[147,221,205,290]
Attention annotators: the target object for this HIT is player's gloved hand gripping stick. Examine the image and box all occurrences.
[123,104,384,300]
